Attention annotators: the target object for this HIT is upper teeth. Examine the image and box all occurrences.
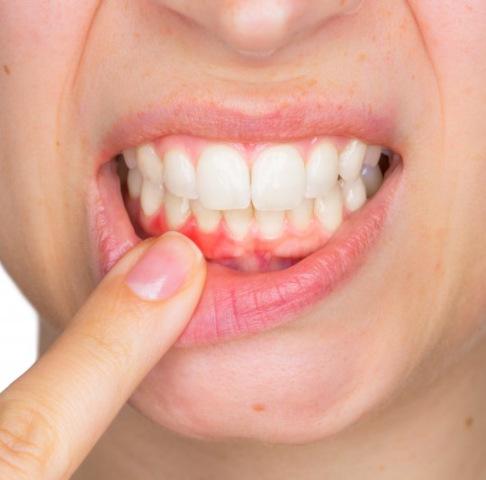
[123,137,387,239]
[197,145,251,210]
[305,141,339,198]
[251,145,306,211]
[163,148,198,199]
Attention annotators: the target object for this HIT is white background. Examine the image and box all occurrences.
[0,263,38,391]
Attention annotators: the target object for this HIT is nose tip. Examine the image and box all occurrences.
[218,1,297,55]
[214,0,363,56]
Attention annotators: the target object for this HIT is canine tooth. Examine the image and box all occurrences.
[137,144,164,186]
[164,193,190,229]
[315,186,343,233]
[305,141,339,198]
[361,165,383,197]
[224,207,253,240]
[255,210,285,240]
[288,199,313,232]
[342,177,367,212]
[252,145,305,211]
[364,145,382,167]
[339,139,367,181]
[127,168,143,198]
[140,181,164,216]
[197,145,250,210]
[163,149,198,199]
[123,148,137,169]
[191,200,222,233]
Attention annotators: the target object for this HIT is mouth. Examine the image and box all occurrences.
[91,105,402,347]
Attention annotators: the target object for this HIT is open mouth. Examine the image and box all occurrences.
[93,117,402,346]
[119,136,395,270]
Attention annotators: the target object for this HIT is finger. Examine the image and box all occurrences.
[0,232,206,480]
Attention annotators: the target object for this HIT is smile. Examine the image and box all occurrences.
[92,103,402,346]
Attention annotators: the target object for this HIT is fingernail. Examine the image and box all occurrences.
[126,232,202,301]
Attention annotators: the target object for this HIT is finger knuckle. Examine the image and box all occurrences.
[0,399,58,479]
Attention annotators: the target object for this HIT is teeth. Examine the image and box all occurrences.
[137,144,164,186]
[338,139,366,182]
[163,149,198,199]
[314,186,343,233]
[127,168,143,198]
[140,181,164,216]
[164,193,190,229]
[252,145,306,211]
[288,199,314,232]
[256,210,285,240]
[342,177,367,212]
[123,148,137,169]
[126,137,390,242]
[361,165,383,197]
[364,145,382,167]
[224,207,253,240]
[197,145,251,210]
[305,141,339,198]
[191,200,222,233]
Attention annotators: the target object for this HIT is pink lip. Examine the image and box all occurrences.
[89,101,401,347]
[100,99,397,158]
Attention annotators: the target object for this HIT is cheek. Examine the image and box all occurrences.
[408,1,486,83]
[0,1,102,323]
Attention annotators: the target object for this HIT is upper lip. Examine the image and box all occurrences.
[98,97,398,168]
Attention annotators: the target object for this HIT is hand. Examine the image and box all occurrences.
[0,233,206,480]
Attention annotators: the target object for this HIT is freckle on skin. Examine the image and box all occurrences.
[3,65,10,75]
[252,403,266,412]
[465,416,474,429]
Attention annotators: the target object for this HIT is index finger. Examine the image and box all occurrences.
[0,233,205,480]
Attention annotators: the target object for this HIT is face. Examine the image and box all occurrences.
[1,0,485,443]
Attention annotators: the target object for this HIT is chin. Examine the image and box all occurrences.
[129,308,415,443]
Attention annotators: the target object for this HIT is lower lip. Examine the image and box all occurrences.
[90,161,401,347]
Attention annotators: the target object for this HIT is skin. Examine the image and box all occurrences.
[1,0,486,478]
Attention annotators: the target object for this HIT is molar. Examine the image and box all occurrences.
[127,168,143,199]
[364,145,382,167]
[197,144,251,210]
[361,164,383,197]
[123,148,137,169]
[252,145,306,211]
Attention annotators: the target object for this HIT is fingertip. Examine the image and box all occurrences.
[125,232,205,301]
